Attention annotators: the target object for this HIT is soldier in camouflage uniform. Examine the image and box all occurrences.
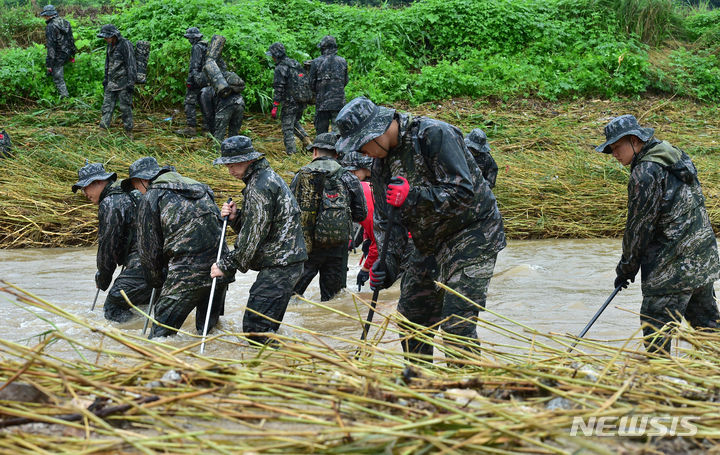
[465,128,498,189]
[98,24,136,133]
[40,5,75,98]
[336,97,506,363]
[309,36,348,134]
[597,115,720,354]
[0,130,11,159]
[212,71,246,143]
[72,162,152,322]
[266,42,312,155]
[291,133,367,301]
[210,136,308,345]
[178,27,207,137]
[132,157,232,338]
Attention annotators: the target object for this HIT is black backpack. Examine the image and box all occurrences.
[286,60,313,104]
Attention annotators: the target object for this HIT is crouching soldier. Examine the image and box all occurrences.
[212,71,245,143]
[465,128,498,189]
[292,133,367,301]
[597,115,720,354]
[72,162,152,322]
[210,136,308,345]
[336,97,506,363]
[129,157,232,338]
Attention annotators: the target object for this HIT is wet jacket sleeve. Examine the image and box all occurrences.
[137,195,166,288]
[309,57,319,93]
[218,185,272,274]
[484,154,499,189]
[103,44,110,87]
[616,162,664,279]
[45,23,57,68]
[272,64,287,103]
[403,124,476,222]
[121,38,137,86]
[96,200,125,290]
[188,43,205,86]
[342,171,368,223]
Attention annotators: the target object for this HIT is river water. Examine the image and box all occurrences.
[0,239,658,360]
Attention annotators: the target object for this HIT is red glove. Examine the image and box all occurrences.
[47,68,53,74]
[271,102,279,119]
[386,176,410,207]
[186,83,192,88]
[70,57,75,63]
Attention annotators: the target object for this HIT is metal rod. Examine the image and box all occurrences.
[142,288,157,335]
[568,285,624,352]
[91,288,100,311]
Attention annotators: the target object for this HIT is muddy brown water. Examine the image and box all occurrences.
[0,239,660,360]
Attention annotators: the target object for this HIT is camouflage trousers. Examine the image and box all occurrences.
[213,99,245,143]
[100,87,133,131]
[641,282,720,354]
[281,103,308,155]
[183,87,202,127]
[50,64,69,97]
[314,110,339,134]
[149,283,227,339]
[104,266,153,323]
[293,246,347,301]
[199,86,216,132]
[243,262,303,344]
[397,247,497,363]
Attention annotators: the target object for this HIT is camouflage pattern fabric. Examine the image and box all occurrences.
[149,283,227,338]
[371,113,506,288]
[0,130,11,159]
[44,16,74,97]
[134,40,150,84]
[183,87,201,128]
[95,181,153,322]
[293,246,347,301]
[243,263,303,343]
[213,92,245,142]
[281,103,308,155]
[137,171,233,298]
[641,283,719,353]
[186,39,208,88]
[100,88,133,131]
[314,110,339,135]
[272,56,304,104]
[309,47,348,112]
[617,139,720,296]
[473,150,498,189]
[216,158,307,274]
[102,34,136,92]
[199,86,216,132]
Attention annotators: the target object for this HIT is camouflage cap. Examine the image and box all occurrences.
[213,136,263,165]
[97,24,120,39]
[306,132,340,152]
[335,96,396,156]
[465,128,491,154]
[341,151,374,171]
[317,35,337,50]
[596,114,655,154]
[72,162,117,193]
[265,42,286,59]
[40,4,58,17]
[120,156,162,192]
[183,26,203,39]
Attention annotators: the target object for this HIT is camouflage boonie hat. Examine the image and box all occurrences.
[265,42,286,59]
[596,114,655,154]
[317,35,337,50]
[342,152,373,171]
[40,4,58,17]
[72,162,117,193]
[120,156,162,192]
[213,136,263,165]
[335,96,395,156]
[306,132,340,152]
[97,24,120,38]
[183,27,202,39]
[465,128,490,154]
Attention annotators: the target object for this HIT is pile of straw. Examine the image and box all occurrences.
[1,281,718,453]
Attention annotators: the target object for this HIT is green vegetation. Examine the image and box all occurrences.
[0,0,719,108]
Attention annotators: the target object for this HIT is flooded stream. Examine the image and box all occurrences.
[0,239,660,360]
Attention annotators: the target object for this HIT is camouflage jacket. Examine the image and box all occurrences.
[96,181,143,291]
[186,39,208,88]
[45,16,75,68]
[618,139,720,296]
[137,172,231,294]
[470,148,498,189]
[371,113,506,283]
[103,34,137,91]
[272,56,301,105]
[309,50,348,112]
[218,158,307,274]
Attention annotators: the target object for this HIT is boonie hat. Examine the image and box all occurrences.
[183,27,202,39]
[121,156,163,192]
[40,5,58,17]
[72,162,116,193]
[335,97,395,156]
[97,24,120,38]
[596,114,655,154]
[213,136,264,165]
[465,128,491,154]
[318,35,337,50]
[306,132,340,152]
[265,42,286,59]
[342,152,373,171]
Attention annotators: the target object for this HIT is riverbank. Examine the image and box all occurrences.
[1,96,719,248]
